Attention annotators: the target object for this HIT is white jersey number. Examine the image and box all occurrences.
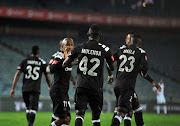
[25,65,40,80]
[118,55,135,72]
[79,56,100,76]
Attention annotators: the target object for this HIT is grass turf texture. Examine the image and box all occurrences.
[0,112,180,126]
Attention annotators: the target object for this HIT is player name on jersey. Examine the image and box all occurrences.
[81,48,101,56]
[123,49,135,54]
[27,60,41,66]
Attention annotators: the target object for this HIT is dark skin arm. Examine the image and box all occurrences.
[10,70,22,97]
[45,74,51,91]
[70,73,76,88]
[106,61,114,85]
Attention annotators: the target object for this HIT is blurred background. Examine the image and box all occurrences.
[0,0,180,113]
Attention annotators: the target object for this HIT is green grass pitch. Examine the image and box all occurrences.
[0,112,180,126]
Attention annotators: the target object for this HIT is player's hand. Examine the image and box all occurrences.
[152,81,161,92]
[64,47,71,59]
[72,80,76,88]
[48,87,51,91]
[10,89,15,97]
[107,75,114,85]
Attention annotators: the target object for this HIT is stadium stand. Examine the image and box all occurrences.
[0,33,180,101]
[0,0,180,17]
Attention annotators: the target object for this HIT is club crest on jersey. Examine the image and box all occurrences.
[123,49,135,54]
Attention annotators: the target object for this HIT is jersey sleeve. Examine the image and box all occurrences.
[139,50,148,77]
[68,46,80,61]
[17,60,25,72]
[42,61,47,75]
[105,48,114,67]
[39,58,47,75]
[49,56,64,73]
[113,50,120,61]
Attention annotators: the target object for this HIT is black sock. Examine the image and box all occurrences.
[113,111,118,118]
[124,119,131,126]
[111,116,121,126]
[28,112,36,126]
[134,111,144,126]
[26,111,30,122]
[111,111,118,124]
[51,117,56,123]
[75,118,83,126]
[93,122,101,126]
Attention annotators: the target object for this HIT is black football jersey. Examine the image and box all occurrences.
[113,44,148,93]
[17,56,47,92]
[68,40,114,91]
[49,51,72,94]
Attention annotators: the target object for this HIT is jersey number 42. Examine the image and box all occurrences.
[79,56,100,76]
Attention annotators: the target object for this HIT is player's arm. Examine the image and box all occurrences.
[10,70,22,97]
[105,60,114,85]
[45,74,51,91]
[49,57,63,73]
[70,73,76,88]
[139,52,161,92]
[62,46,79,68]
[152,86,158,95]
[105,48,115,71]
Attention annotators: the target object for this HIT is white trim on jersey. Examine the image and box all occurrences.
[98,43,110,52]
[120,45,126,49]
[138,47,146,53]
[38,57,46,64]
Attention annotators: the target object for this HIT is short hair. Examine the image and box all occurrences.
[126,31,135,36]
[132,34,143,45]
[31,45,39,55]
[87,24,102,38]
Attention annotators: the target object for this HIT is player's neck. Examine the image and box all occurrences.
[31,54,39,57]
[89,37,100,42]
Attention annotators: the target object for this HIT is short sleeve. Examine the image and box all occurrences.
[113,50,120,61]
[17,60,25,72]
[68,46,80,61]
[105,48,114,66]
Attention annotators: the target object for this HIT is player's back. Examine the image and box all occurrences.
[75,40,112,91]
[114,44,142,92]
[19,56,46,92]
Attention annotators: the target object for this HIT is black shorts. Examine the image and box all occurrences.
[114,88,140,113]
[50,89,70,119]
[74,87,103,114]
[22,91,40,111]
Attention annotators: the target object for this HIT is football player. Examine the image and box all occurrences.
[62,24,114,126]
[110,34,161,126]
[10,45,51,126]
